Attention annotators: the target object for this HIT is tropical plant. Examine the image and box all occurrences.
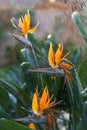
[0,7,87,130]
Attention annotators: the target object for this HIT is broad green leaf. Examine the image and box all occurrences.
[0,119,31,130]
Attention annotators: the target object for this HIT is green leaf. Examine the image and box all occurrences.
[20,48,35,68]
[66,78,74,107]
[72,46,82,67]
[72,69,83,112]
[0,108,11,119]
[0,79,26,107]
[72,12,87,46]
[0,119,31,130]
[81,88,87,102]
[73,68,83,92]
[79,56,87,88]
[0,85,9,107]
[82,103,87,129]
[77,120,85,130]
[4,66,24,87]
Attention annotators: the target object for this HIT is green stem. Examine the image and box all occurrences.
[24,34,28,39]
[24,34,44,88]
[29,44,44,88]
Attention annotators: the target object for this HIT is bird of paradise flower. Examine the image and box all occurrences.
[28,43,74,84]
[48,43,74,83]
[15,87,62,130]
[11,10,39,39]
[32,86,62,130]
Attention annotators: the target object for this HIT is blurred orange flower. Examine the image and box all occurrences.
[18,11,39,35]
[11,10,39,36]
[28,123,36,130]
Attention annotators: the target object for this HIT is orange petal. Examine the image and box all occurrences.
[26,11,30,29]
[40,87,48,106]
[18,11,31,34]
[62,63,73,70]
[40,87,50,111]
[18,18,23,28]
[23,11,30,30]
[22,15,29,34]
[28,22,39,33]
[55,43,63,65]
[48,43,55,67]
[32,91,40,115]
[40,88,55,111]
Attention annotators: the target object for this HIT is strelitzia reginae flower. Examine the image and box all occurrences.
[15,87,62,130]
[32,87,60,130]
[48,43,74,82]
[32,87,56,116]
[11,10,39,36]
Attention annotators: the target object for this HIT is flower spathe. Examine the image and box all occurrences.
[32,87,56,115]
[11,10,39,36]
[48,43,66,67]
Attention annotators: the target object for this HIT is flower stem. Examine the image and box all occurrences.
[24,34,28,39]
[30,44,44,88]
[24,34,44,87]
